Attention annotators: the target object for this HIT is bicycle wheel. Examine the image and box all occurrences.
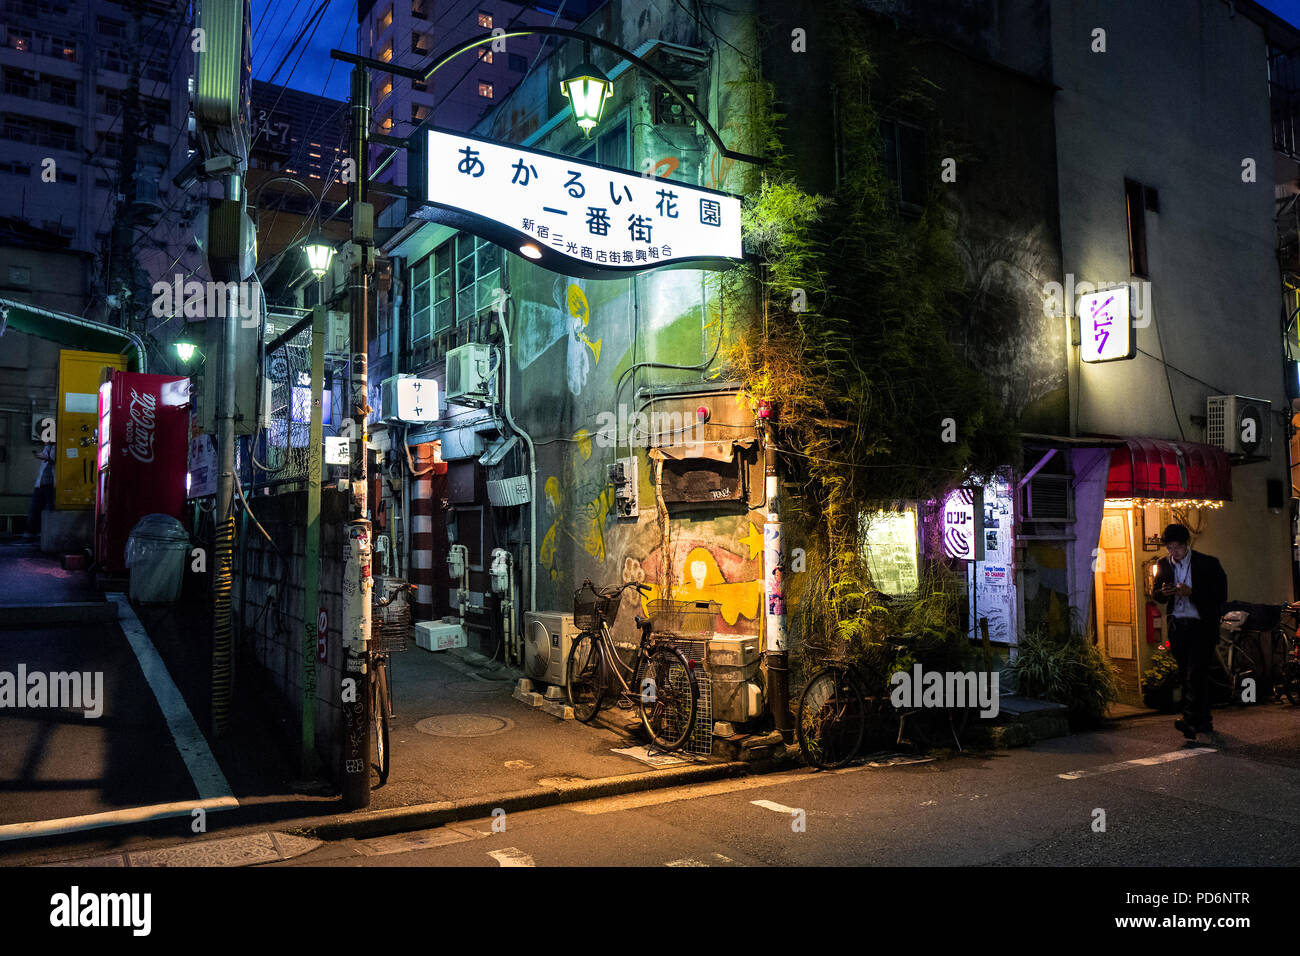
[797,666,867,769]
[1280,634,1300,705]
[566,633,605,724]
[637,645,698,752]
[372,657,391,786]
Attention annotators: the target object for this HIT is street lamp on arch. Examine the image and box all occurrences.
[560,58,613,137]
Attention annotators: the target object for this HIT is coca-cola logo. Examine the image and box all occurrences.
[125,389,157,464]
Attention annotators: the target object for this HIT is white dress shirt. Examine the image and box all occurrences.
[1171,552,1198,619]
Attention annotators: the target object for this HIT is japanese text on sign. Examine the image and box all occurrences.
[1079,287,1132,362]
[425,129,742,272]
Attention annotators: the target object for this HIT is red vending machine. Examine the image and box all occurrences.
[95,371,191,572]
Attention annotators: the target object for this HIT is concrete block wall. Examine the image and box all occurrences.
[236,488,348,782]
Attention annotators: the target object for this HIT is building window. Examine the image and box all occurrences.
[376,75,393,102]
[478,49,493,64]
[1125,178,1156,278]
[477,81,493,99]
[379,110,393,132]
[410,236,497,346]
[413,76,428,92]
[96,16,126,38]
[379,42,393,63]
[9,29,33,53]
[412,0,429,19]
[412,31,429,55]
[411,103,429,123]
[477,11,493,28]
[508,53,527,72]
[880,118,926,210]
[378,5,392,30]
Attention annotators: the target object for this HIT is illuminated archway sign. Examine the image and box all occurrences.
[415,128,743,280]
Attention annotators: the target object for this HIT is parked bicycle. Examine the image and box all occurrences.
[565,579,701,753]
[796,638,976,770]
[1213,605,1297,706]
[369,579,416,785]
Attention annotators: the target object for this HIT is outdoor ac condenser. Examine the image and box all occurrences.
[1207,395,1272,460]
[523,612,579,687]
[446,343,492,404]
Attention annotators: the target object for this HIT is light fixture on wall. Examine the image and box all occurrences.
[303,234,337,279]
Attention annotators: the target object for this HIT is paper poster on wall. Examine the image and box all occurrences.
[971,473,1017,645]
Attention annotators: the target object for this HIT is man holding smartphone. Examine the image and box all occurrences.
[1153,523,1228,740]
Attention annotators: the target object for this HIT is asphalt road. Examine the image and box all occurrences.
[271,702,1300,867]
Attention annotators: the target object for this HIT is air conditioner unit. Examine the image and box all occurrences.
[1207,395,1272,460]
[380,374,407,421]
[523,611,579,686]
[446,343,492,404]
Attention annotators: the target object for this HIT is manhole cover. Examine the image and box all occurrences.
[415,714,514,738]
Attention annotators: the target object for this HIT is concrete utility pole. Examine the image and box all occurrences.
[761,406,791,742]
[107,7,144,333]
[339,65,375,810]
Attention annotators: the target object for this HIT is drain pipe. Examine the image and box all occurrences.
[0,297,148,372]
[496,295,537,661]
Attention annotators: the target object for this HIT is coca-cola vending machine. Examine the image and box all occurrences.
[95,371,190,572]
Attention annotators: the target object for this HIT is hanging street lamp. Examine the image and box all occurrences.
[560,54,613,137]
[174,325,200,364]
[303,234,337,279]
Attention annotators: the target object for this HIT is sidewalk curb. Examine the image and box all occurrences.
[289,760,756,842]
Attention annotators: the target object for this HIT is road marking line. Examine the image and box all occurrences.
[666,857,709,867]
[1,796,239,843]
[751,799,800,814]
[488,847,535,867]
[1058,747,1217,780]
[108,593,235,801]
[568,769,816,814]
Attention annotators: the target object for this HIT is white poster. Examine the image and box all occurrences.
[971,473,1017,645]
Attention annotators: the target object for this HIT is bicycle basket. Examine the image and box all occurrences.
[573,584,621,632]
[371,585,413,653]
[647,599,719,638]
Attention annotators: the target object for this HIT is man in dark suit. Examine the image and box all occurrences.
[1153,523,1228,740]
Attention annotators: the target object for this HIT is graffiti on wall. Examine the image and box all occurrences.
[515,277,603,397]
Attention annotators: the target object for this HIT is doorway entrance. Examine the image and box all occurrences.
[1094,505,1142,705]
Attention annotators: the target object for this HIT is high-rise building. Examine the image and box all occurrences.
[0,0,195,322]
[356,0,605,228]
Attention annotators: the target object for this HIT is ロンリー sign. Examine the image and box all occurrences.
[417,128,743,280]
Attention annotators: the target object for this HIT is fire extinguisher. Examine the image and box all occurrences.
[1147,600,1163,646]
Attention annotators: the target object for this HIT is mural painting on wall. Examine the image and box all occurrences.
[539,428,617,592]
[515,276,604,396]
[623,518,764,633]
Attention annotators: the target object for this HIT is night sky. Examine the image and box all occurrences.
[251,0,1300,105]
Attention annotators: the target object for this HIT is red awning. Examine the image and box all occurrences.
[1105,438,1232,501]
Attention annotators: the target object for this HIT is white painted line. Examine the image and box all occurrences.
[107,593,235,802]
[1058,747,1217,780]
[1,796,239,843]
[488,847,535,867]
[666,857,709,867]
[751,798,801,815]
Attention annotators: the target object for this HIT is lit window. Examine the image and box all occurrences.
[478,49,493,64]
[309,152,321,158]
[379,44,393,62]
[379,6,392,29]
[477,12,492,28]
[380,112,393,131]
[478,81,494,98]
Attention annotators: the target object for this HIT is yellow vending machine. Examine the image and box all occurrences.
[56,349,128,509]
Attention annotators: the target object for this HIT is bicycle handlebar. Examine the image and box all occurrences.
[580,578,651,598]
[374,582,418,608]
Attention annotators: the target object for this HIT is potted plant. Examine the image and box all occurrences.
[1141,644,1182,712]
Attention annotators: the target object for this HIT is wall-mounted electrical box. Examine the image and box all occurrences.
[608,456,638,518]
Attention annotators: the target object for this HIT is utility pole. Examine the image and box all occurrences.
[107,5,144,333]
[761,403,791,742]
[340,64,374,810]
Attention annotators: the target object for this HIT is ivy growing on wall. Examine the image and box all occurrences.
[724,4,1019,669]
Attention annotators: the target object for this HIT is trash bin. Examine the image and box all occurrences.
[125,514,190,604]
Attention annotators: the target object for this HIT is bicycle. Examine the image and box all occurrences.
[369,579,416,786]
[1269,603,1300,705]
[1212,608,1289,706]
[565,579,701,753]
[796,639,976,770]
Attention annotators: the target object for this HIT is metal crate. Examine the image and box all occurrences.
[647,599,719,639]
